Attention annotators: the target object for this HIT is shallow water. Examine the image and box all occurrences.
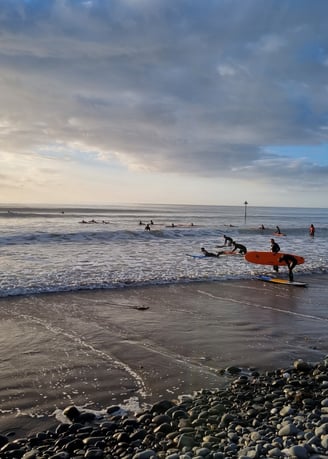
[0,204,327,296]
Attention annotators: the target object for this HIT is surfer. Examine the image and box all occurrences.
[309,224,315,237]
[279,254,298,282]
[201,247,220,257]
[270,238,280,272]
[231,241,247,255]
[145,224,151,231]
[276,226,281,234]
[223,235,233,246]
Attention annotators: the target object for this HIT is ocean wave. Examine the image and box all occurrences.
[0,265,326,299]
[0,226,218,246]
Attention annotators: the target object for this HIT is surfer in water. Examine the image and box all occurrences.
[223,235,233,246]
[270,238,280,272]
[279,254,298,282]
[231,241,247,255]
[201,247,220,257]
[276,226,281,234]
[309,224,315,237]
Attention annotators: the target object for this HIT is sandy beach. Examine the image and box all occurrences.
[0,273,328,439]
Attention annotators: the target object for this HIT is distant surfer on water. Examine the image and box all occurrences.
[279,254,298,282]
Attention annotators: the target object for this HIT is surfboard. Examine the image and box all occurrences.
[186,254,217,259]
[218,250,243,256]
[256,275,307,287]
[245,251,304,266]
[273,232,286,237]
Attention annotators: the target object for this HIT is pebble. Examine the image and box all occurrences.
[2,356,328,458]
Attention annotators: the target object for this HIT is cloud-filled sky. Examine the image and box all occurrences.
[1,0,328,207]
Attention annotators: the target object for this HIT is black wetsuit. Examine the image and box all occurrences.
[271,241,280,271]
[232,243,247,255]
[279,254,298,282]
[271,242,280,253]
[201,249,218,257]
[223,235,233,246]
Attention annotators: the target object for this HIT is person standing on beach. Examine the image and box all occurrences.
[270,238,280,272]
[279,254,298,282]
[309,224,315,237]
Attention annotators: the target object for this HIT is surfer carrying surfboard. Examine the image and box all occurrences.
[278,254,298,282]
[270,238,280,272]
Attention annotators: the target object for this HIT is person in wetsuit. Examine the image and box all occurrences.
[279,254,298,282]
[270,238,280,272]
[309,224,315,237]
[201,247,219,257]
[231,241,247,255]
[223,235,233,246]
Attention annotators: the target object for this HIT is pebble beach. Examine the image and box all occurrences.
[1,356,328,458]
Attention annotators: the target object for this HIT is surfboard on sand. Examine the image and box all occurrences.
[245,251,304,266]
[256,275,307,287]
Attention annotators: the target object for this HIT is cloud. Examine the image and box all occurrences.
[1,0,328,204]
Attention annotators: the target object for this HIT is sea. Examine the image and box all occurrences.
[1,203,328,437]
[0,203,327,297]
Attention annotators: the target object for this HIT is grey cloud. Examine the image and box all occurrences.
[0,0,328,189]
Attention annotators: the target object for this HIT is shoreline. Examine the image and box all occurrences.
[0,274,328,441]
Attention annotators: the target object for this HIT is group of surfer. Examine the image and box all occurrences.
[79,219,110,224]
[143,220,195,231]
[223,235,247,254]
[201,235,247,258]
[202,232,301,282]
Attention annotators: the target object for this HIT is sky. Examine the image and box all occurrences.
[1,0,328,207]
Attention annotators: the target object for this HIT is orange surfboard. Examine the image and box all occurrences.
[245,251,304,266]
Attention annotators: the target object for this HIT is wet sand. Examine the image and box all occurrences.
[0,273,327,438]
